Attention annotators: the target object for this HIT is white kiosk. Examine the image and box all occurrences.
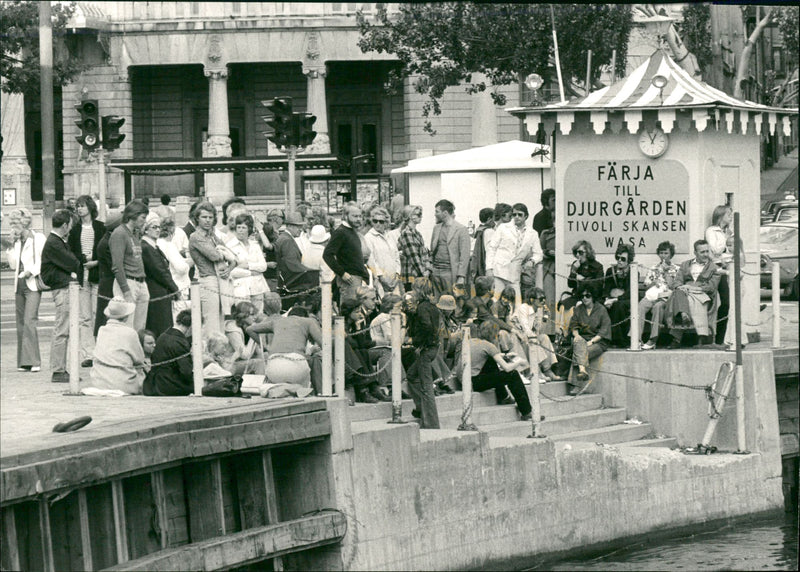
[509,50,797,333]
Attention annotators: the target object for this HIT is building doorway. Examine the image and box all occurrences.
[330,105,380,175]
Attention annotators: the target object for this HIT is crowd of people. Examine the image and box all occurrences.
[6,188,747,429]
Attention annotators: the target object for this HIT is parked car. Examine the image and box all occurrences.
[761,199,798,224]
[760,222,798,299]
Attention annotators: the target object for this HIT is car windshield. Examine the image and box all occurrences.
[776,207,798,222]
[760,225,797,244]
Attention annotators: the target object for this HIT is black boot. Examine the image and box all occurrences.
[356,387,379,404]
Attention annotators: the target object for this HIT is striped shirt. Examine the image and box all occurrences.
[81,223,94,260]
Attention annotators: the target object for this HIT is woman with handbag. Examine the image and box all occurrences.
[6,208,46,372]
[141,213,181,339]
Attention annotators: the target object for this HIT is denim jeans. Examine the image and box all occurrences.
[407,345,440,429]
[113,279,150,331]
[79,269,97,360]
[15,280,41,368]
[50,288,70,373]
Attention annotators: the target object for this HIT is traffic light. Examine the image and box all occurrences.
[75,99,100,152]
[296,113,317,148]
[263,97,293,149]
[102,115,126,151]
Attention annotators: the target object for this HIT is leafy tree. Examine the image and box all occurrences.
[0,0,88,96]
[774,6,798,59]
[676,3,713,72]
[357,3,632,134]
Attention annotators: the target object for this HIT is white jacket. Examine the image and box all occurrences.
[486,222,543,282]
[8,232,46,292]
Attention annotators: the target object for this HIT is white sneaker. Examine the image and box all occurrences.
[522,375,533,385]
[30,366,41,372]
[642,341,656,350]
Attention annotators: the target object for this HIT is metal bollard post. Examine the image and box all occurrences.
[457,326,477,431]
[68,279,81,395]
[190,280,203,396]
[334,317,346,399]
[772,262,781,348]
[388,312,405,423]
[527,337,545,438]
[321,281,334,396]
[629,263,640,351]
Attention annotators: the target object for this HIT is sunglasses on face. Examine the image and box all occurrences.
[576,250,586,255]
[536,296,546,302]
[616,255,628,262]
[582,294,593,299]
[372,219,387,224]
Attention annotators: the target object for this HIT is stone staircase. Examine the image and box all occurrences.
[349,381,677,447]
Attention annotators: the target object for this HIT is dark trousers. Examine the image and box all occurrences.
[472,357,532,416]
[16,281,41,368]
[715,275,729,345]
[407,345,440,429]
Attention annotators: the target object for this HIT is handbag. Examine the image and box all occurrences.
[30,237,51,292]
[202,374,243,397]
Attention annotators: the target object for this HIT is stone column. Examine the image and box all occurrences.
[471,72,498,148]
[203,66,233,206]
[1,88,33,209]
[303,66,330,154]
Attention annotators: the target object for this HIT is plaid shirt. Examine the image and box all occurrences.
[397,224,431,280]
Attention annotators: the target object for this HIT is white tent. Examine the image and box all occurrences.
[392,140,551,242]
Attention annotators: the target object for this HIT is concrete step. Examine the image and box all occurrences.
[616,437,678,448]
[547,422,654,444]
[479,408,628,438]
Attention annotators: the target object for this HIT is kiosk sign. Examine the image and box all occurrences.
[563,160,690,254]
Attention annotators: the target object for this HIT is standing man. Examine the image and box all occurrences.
[68,195,106,367]
[486,203,543,302]
[532,188,555,236]
[470,207,495,283]
[110,199,150,330]
[363,206,401,297]
[40,210,81,383]
[274,212,318,291]
[429,199,471,299]
[324,203,369,303]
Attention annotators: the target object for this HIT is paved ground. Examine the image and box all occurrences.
[0,271,796,459]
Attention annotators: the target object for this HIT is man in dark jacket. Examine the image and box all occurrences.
[323,203,369,303]
[405,281,441,429]
[143,310,195,396]
[68,195,106,367]
[41,209,81,383]
[274,212,318,291]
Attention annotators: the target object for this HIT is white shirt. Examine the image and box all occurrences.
[364,227,401,278]
[171,226,189,256]
[226,236,269,298]
[8,232,46,292]
[157,237,191,292]
[302,242,335,283]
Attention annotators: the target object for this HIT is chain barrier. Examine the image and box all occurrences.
[149,350,193,368]
[344,358,392,379]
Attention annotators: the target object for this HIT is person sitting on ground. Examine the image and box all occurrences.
[138,328,156,374]
[664,239,721,348]
[603,244,635,347]
[246,293,323,392]
[203,333,237,381]
[370,294,411,397]
[639,241,680,350]
[465,276,512,338]
[357,285,380,325]
[492,286,532,376]
[469,321,533,420]
[562,240,604,311]
[224,301,266,375]
[568,284,611,395]
[513,287,563,383]
[404,280,442,428]
[87,298,147,394]
[143,309,195,396]
[341,298,391,403]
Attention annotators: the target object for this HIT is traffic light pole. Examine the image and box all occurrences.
[39,0,56,232]
[286,145,298,213]
[97,148,107,221]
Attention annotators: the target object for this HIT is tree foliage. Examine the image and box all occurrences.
[677,3,713,72]
[774,6,798,59]
[0,0,88,96]
[357,3,632,133]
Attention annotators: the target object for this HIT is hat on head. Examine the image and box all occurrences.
[436,295,457,311]
[104,297,136,320]
[285,212,305,226]
[308,224,331,244]
[340,298,362,317]
[144,212,161,229]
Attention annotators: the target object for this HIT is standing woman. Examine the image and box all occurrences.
[68,195,106,367]
[397,205,431,292]
[189,202,237,336]
[7,208,46,372]
[226,213,269,313]
[706,205,732,345]
[141,214,180,339]
[157,218,192,321]
[94,214,122,335]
